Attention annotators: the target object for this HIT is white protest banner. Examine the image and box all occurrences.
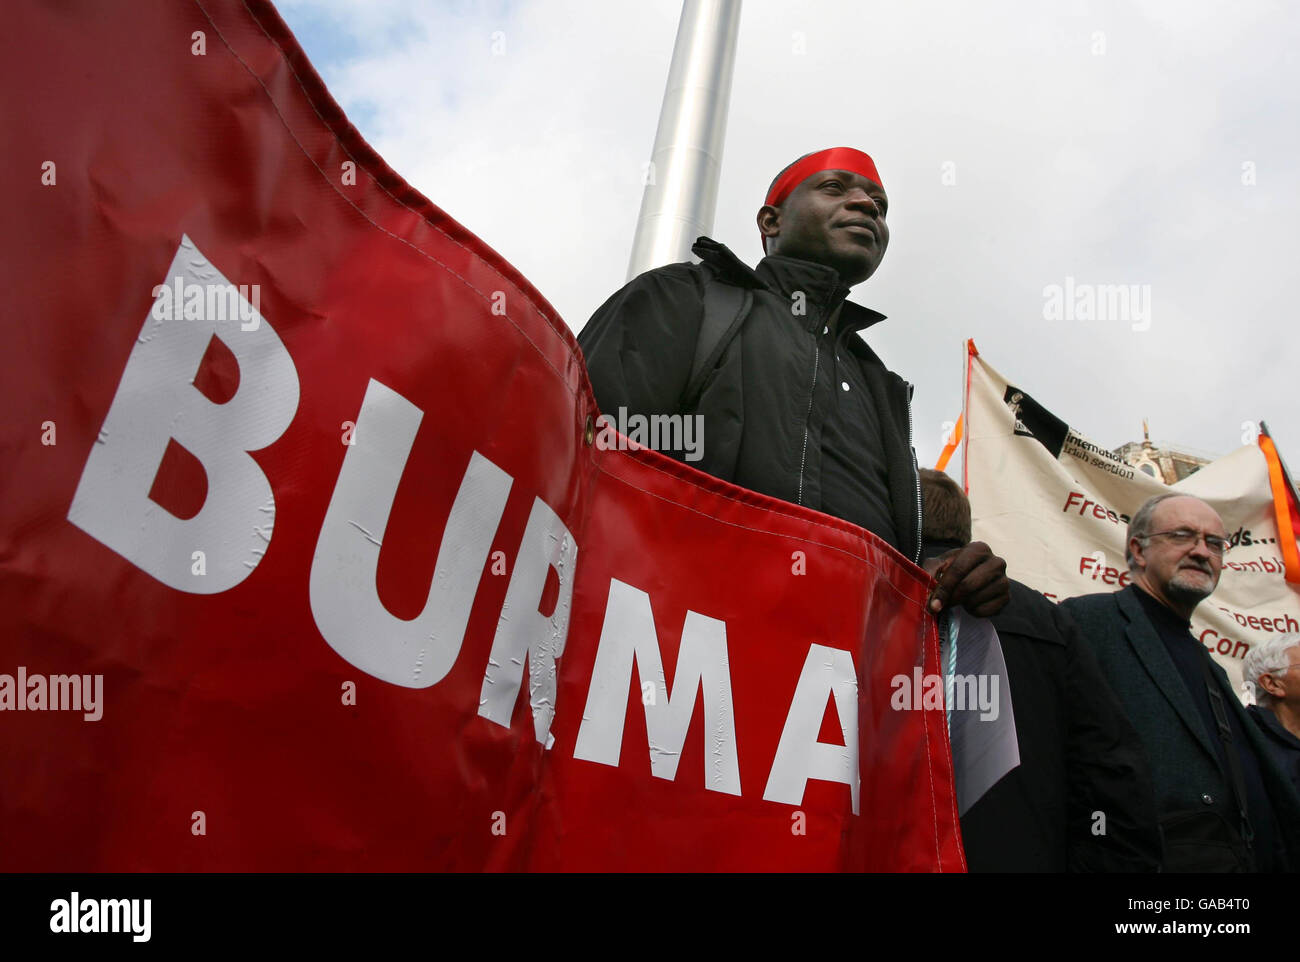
[962,342,1300,695]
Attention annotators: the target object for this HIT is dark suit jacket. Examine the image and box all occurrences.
[1062,588,1300,870]
[960,581,1162,872]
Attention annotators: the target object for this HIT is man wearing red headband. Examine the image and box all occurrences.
[578,148,1008,616]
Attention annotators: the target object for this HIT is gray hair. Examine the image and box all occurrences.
[1242,633,1300,707]
[1125,493,1184,571]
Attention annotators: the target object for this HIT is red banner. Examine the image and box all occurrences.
[0,0,963,871]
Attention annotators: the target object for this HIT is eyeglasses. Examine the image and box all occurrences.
[1142,528,1229,555]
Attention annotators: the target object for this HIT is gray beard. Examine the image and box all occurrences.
[1165,572,1215,608]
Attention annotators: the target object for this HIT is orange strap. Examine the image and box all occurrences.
[934,413,963,472]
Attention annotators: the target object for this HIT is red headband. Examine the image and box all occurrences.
[761,148,883,253]
[764,147,883,208]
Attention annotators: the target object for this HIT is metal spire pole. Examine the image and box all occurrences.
[626,0,742,280]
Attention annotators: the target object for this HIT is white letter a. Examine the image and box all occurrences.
[763,644,860,814]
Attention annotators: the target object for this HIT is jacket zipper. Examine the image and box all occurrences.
[799,307,918,562]
[796,338,820,505]
[906,381,922,563]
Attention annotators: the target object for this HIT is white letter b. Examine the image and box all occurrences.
[68,236,298,593]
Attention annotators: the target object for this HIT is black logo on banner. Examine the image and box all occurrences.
[1003,385,1069,459]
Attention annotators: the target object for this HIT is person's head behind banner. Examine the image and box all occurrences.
[918,467,972,560]
[757,147,889,287]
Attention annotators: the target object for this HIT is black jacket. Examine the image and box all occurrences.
[1063,588,1300,871]
[577,237,922,562]
[960,580,1163,871]
[1247,705,1300,798]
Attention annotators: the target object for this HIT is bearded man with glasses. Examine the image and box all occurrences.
[1063,493,1300,871]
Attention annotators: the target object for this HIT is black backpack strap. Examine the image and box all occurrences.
[681,269,752,414]
[1202,654,1255,855]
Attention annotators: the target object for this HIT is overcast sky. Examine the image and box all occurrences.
[277,0,1300,471]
